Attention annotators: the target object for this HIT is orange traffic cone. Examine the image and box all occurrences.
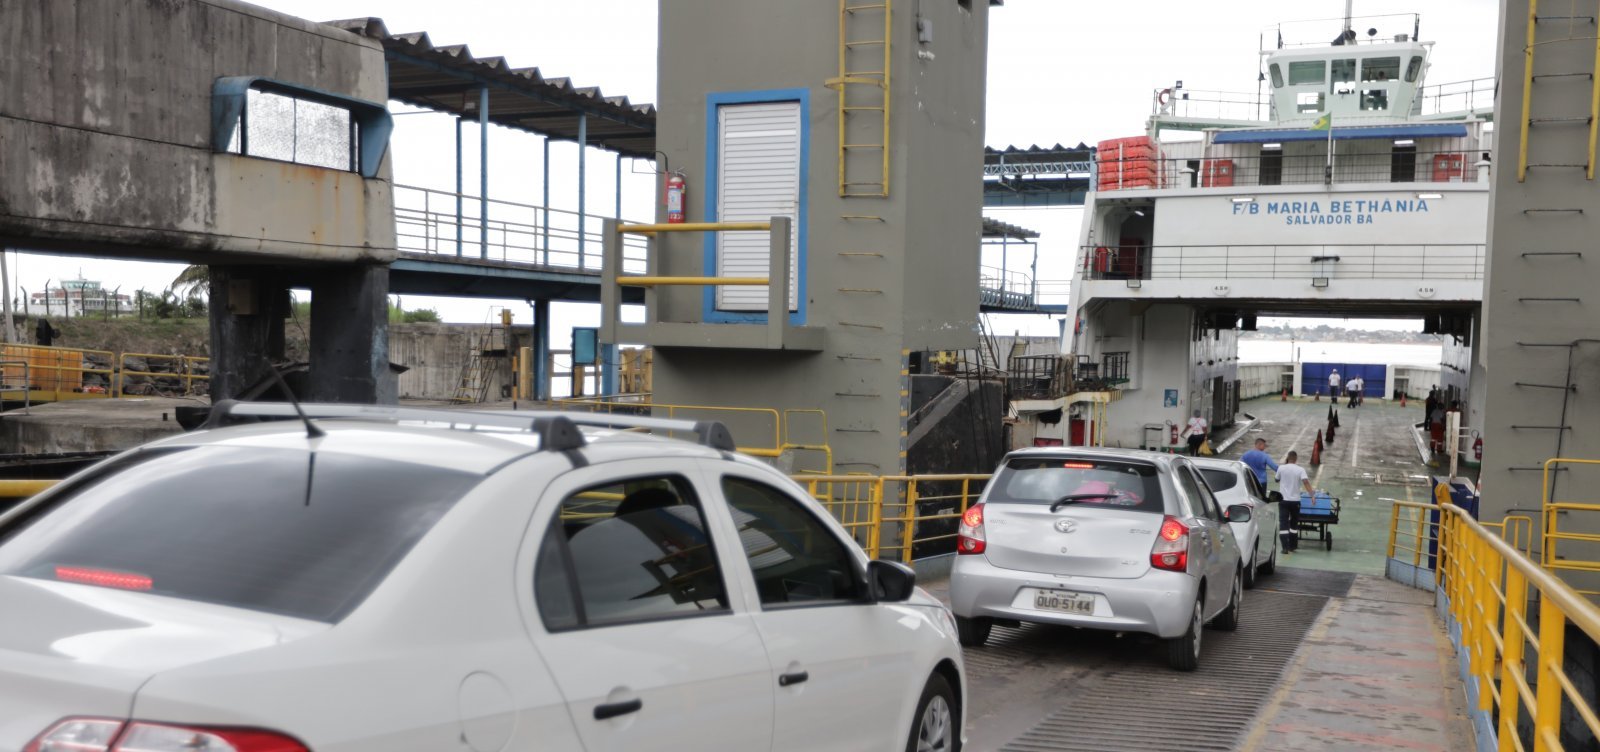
[1311,429,1323,466]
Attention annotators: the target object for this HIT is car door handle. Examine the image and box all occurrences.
[778,670,809,687]
[593,698,643,720]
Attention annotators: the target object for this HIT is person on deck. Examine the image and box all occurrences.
[1425,388,1439,428]
[34,317,58,347]
[1276,451,1315,554]
[1429,401,1447,453]
[1328,369,1341,402]
[1241,438,1278,494]
[1183,410,1208,456]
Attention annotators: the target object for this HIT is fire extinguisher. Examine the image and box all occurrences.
[1169,422,1179,447]
[1473,433,1483,462]
[665,171,687,224]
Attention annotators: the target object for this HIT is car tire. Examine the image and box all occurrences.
[1243,545,1258,589]
[1261,541,1278,575]
[905,673,958,752]
[1167,596,1203,672]
[956,616,991,647]
[1213,571,1243,632]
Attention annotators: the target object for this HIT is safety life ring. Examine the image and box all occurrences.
[1157,88,1173,106]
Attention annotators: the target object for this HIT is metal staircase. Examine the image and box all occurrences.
[451,307,511,404]
[1516,3,1600,181]
[829,0,892,198]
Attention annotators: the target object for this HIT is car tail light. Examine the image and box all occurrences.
[1149,515,1189,572]
[1062,462,1095,469]
[26,719,309,752]
[957,503,986,555]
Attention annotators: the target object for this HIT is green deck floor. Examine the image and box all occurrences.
[1216,396,1458,576]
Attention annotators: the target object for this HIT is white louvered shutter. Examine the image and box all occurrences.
[716,102,800,311]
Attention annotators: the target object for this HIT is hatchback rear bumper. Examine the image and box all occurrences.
[949,556,1199,638]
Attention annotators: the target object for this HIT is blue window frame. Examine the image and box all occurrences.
[702,89,809,325]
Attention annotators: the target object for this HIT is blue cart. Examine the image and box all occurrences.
[1297,491,1341,551]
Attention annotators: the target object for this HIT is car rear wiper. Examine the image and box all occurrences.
[1050,493,1119,512]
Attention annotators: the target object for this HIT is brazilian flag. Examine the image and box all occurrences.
[1310,113,1333,131]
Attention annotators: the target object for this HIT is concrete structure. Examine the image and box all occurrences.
[618,0,991,474]
[1480,1,1600,525]
[1,0,397,402]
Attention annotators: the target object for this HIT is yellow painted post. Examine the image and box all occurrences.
[1591,12,1600,180]
[1533,595,1565,752]
[1415,506,1427,567]
[1517,0,1537,182]
[1477,536,1499,712]
[868,477,884,559]
[1499,566,1529,752]
[902,479,918,564]
[1388,503,1400,559]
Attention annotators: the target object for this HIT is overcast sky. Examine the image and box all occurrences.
[9,0,1500,337]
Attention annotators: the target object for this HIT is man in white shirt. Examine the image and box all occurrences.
[1347,376,1363,408]
[1328,370,1341,401]
[1276,451,1314,553]
[1184,410,1208,456]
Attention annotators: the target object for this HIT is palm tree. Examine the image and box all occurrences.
[170,265,208,301]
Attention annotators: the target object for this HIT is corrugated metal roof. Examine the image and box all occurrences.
[986,143,1095,161]
[982,216,1039,240]
[327,17,658,159]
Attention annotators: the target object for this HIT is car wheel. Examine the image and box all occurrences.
[1167,596,1203,671]
[1243,545,1258,589]
[905,673,958,752]
[956,616,991,647]
[1261,541,1278,575]
[1213,571,1243,632]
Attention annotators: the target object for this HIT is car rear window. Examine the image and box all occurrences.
[1199,468,1239,492]
[0,445,480,622]
[988,457,1164,513]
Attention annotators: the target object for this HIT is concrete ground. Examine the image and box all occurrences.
[1218,396,1445,576]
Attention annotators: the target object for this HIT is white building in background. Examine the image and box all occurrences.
[24,277,135,317]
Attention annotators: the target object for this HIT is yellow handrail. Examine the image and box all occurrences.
[618,221,771,234]
[1389,495,1600,750]
[619,276,770,286]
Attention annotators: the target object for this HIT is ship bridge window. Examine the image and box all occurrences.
[1331,58,1357,84]
[1288,60,1325,85]
[1297,91,1325,114]
[1269,63,1284,88]
[1404,55,1424,83]
[1362,88,1390,111]
[1362,57,1401,82]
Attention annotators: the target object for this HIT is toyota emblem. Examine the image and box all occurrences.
[1054,519,1078,534]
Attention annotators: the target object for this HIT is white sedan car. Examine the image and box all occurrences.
[0,404,965,752]
[1191,456,1279,588]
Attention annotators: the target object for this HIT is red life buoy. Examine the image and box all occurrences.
[1158,88,1173,106]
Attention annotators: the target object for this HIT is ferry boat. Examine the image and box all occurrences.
[1022,7,1495,451]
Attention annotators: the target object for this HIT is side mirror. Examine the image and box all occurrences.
[867,559,917,603]
[1226,504,1253,523]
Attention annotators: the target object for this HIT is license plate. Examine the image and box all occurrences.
[1032,589,1095,615]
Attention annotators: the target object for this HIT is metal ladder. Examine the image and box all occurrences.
[451,307,510,404]
[1517,2,1600,181]
[828,0,891,198]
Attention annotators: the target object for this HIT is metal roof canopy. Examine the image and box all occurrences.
[981,217,1039,240]
[327,18,658,159]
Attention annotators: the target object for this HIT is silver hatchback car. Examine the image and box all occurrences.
[949,447,1251,670]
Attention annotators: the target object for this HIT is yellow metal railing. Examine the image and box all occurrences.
[1388,498,1600,751]
[0,344,115,402]
[114,352,210,398]
[795,473,991,562]
[545,399,833,474]
[1538,459,1600,598]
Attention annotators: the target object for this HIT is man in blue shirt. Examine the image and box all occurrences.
[1241,438,1278,493]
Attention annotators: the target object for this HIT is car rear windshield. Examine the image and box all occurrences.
[0,445,480,623]
[1199,468,1239,492]
[987,457,1164,513]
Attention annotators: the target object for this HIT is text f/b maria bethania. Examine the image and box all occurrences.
[1230,197,1431,225]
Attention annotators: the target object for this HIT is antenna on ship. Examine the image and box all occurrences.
[1333,0,1357,45]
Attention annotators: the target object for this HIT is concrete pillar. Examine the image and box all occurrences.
[602,343,620,396]
[307,264,392,404]
[208,266,288,401]
[533,298,551,401]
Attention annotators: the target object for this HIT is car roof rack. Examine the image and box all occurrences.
[206,400,736,452]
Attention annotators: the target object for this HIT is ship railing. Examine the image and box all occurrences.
[1099,147,1485,192]
[1077,243,1485,282]
[1150,89,1273,122]
[979,265,1033,299]
[1415,77,1497,117]
[1386,499,1600,751]
[792,474,992,563]
[392,184,651,274]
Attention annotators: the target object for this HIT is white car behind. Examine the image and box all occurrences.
[1191,456,1280,588]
